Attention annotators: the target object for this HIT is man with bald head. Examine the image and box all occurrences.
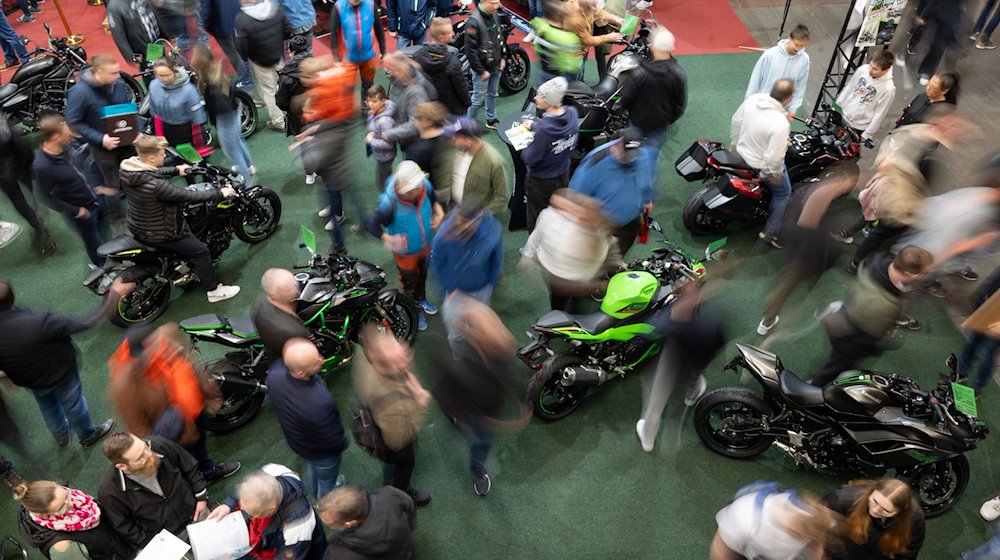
[266,338,348,498]
[253,268,309,364]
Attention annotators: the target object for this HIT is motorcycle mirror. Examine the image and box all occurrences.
[946,353,958,373]
[647,217,663,233]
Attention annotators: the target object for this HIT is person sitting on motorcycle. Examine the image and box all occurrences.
[820,479,925,560]
[148,57,210,154]
[562,0,622,83]
[730,78,794,249]
[618,27,687,151]
[254,268,310,364]
[119,134,241,303]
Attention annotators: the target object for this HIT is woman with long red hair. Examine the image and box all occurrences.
[821,478,925,560]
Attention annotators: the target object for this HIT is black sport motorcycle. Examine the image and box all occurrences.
[178,247,419,432]
[694,344,988,517]
[451,3,530,94]
[83,159,281,327]
[1,23,144,130]
[676,104,866,236]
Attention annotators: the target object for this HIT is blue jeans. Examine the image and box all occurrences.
[528,0,543,19]
[630,122,668,151]
[16,0,38,17]
[70,206,105,266]
[962,524,1000,560]
[762,164,792,236]
[0,12,30,63]
[468,71,501,122]
[976,0,1000,39]
[216,109,254,185]
[959,331,1000,390]
[302,454,342,499]
[468,419,493,474]
[325,189,345,246]
[536,69,578,87]
[30,369,97,442]
[396,33,425,48]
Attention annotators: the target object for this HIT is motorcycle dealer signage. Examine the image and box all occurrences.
[856,0,907,48]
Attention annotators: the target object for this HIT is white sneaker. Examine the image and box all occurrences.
[324,220,335,231]
[982,495,1000,521]
[305,173,317,185]
[635,420,654,452]
[524,30,536,43]
[249,165,257,176]
[318,206,331,218]
[684,374,707,407]
[757,316,779,336]
[0,221,23,248]
[207,284,241,303]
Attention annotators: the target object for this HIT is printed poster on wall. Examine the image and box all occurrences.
[856,0,908,47]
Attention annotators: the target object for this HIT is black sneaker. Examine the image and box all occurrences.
[16,14,35,22]
[923,281,948,298]
[485,120,499,130]
[80,418,115,447]
[845,260,858,275]
[895,315,922,330]
[205,461,242,483]
[407,488,431,506]
[335,213,346,225]
[473,471,491,496]
[951,267,980,281]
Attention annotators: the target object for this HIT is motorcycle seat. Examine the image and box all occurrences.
[0,83,16,101]
[535,310,617,335]
[97,234,160,257]
[713,150,753,171]
[780,369,825,406]
[592,75,619,102]
[181,314,259,339]
[565,80,595,99]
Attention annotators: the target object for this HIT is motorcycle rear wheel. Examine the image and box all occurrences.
[899,455,970,518]
[234,89,259,139]
[110,276,172,328]
[235,188,282,243]
[119,71,145,105]
[527,354,589,421]
[683,185,730,236]
[202,356,266,433]
[500,45,530,94]
[694,387,773,458]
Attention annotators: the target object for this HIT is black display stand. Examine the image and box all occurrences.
[497,110,536,232]
[812,3,867,117]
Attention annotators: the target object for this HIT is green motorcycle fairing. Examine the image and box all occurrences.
[601,270,659,319]
[551,321,657,343]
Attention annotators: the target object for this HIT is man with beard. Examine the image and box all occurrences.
[98,433,208,554]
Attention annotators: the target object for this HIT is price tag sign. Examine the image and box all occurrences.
[951,382,978,417]
[146,43,164,62]
[301,225,317,254]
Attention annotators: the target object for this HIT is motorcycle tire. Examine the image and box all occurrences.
[527,354,589,421]
[499,45,530,94]
[683,185,730,236]
[371,295,419,345]
[202,357,267,433]
[899,454,970,518]
[693,387,774,458]
[109,276,172,328]
[234,89,259,139]
[120,71,145,105]
[234,188,282,243]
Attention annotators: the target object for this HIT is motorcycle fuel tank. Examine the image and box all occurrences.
[600,271,658,319]
[823,371,894,417]
[10,55,59,88]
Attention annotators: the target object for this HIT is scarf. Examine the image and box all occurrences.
[29,489,102,533]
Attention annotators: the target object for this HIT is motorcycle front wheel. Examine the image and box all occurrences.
[683,185,730,236]
[234,89,259,139]
[694,387,773,458]
[500,45,530,94]
[119,71,145,105]
[110,276,172,328]
[235,188,282,243]
[527,354,589,421]
[900,455,970,518]
[370,296,418,345]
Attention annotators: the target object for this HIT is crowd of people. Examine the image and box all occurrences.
[2,0,1000,558]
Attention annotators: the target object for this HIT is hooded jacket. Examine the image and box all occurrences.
[119,156,222,243]
[521,105,579,180]
[413,43,471,116]
[730,93,791,177]
[324,487,415,560]
[367,99,398,164]
[364,178,438,255]
[836,63,896,140]
[148,67,207,126]
[384,70,436,146]
[97,436,208,555]
[430,210,503,295]
[387,0,432,41]
[235,0,292,67]
[18,503,131,560]
[619,57,687,132]
[745,39,810,115]
[65,69,135,147]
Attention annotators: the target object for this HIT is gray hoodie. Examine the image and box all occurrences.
[383,69,437,146]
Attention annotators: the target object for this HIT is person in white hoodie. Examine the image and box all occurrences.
[745,24,811,119]
[731,78,795,248]
[835,49,896,141]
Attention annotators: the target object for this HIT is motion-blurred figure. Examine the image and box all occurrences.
[821,478,925,560]
[906,0,964,84]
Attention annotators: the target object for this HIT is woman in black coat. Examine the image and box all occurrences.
[821,479,925,560]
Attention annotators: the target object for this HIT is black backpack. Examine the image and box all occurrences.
[350,392,402,461]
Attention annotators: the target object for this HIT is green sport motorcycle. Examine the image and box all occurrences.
[517,241,719,421]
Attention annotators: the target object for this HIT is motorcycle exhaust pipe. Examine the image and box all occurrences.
[214,372,267,396]
[560,365,608,387]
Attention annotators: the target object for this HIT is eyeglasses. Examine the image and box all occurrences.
[125,439,154,466]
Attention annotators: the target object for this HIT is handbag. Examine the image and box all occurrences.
[350,391,403,461]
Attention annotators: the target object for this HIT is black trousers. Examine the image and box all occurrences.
[147,233,218,291]
[525,173,568,232]
[851,222,907,266]
[382,442,416,492]
[0,174,46,234]
[813,328,882,386]
[612,217,642,259]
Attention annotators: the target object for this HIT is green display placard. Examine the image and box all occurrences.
[706,237,728,255]
[951,382,978,417]
[301,225,317,254]
[620,15,639,37]
[174,144,202,163]
[146,43,164,62]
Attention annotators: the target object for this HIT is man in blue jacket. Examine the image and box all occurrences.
[387,0,433,47]
[569,126,656,258]
[277,0,317,43]
[201,0,252,85]
[521,76,578,231]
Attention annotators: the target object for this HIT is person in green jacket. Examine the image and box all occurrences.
[442,117,510,216]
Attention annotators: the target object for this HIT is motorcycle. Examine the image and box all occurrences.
[83,155,281,327]
[1,23,144,130]
[694,344,988,517]
[676,104,866,236]
[451,0,530,94]
[517,239,724,421]
[178,247,419,432]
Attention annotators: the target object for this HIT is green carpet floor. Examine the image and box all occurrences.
[1,53,997,559]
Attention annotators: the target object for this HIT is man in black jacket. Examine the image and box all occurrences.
[618,27,686,151]
[317,486,415,559]
[0,280,121,449]
[236,0,292,131]
[106,0,163,73]
[464,0,504,129]
[34,115,114,267]
[120,134,241,303]
[414,17,471,116]
[99,433,209,554]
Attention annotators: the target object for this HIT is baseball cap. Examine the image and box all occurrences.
[621,126,644,157]
[443,116,482,138]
